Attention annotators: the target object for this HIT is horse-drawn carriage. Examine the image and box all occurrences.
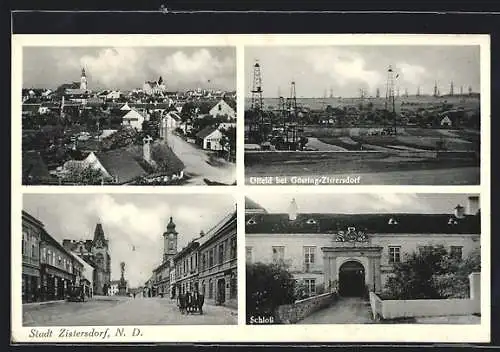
[177,292,205,315]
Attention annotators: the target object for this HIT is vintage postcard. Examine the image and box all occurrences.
[11,34,490,344]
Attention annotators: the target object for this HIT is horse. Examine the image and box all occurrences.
[188,292,205,315]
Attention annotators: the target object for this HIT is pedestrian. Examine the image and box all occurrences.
[133,292,136,299]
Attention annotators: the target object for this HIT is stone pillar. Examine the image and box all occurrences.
[374,257,382,293]
[330,257,337,291]
[323,256,331,290]
[469,272,481,300]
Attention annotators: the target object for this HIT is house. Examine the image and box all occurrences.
[70,252,95,298]
[62,149,147,184]
[121,108,146,131]
[120,102,132,111]
[245,196,480,297]
[195,126,224,151]
[209,99,236,120]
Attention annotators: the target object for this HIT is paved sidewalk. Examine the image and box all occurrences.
[298,297,373,324]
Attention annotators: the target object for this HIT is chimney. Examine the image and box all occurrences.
[288,198,298,221]
[466,195,480,215]
[454,204,465,219]
[199,230,205,237]
[143,135,153,164]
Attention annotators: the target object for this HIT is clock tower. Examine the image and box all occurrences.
[163,217,178,263]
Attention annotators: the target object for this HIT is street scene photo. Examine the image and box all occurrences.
[21,193,237,325]
[245,194,481,324]
[22,46,236,185]
[244,45,481,185]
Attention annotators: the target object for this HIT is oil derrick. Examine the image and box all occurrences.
[250,60,264,143]
[376,87,380,98]
[404,88,409,97]
[384,65,397,135]
[285,81,300,149]
[460,86,464,96]
[468,86,472,95]
[329,87,333,98]
[433,81,438,97]
[450,81,454,96]
[416,86,421,96]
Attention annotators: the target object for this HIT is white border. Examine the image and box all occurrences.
[12,34,490,343]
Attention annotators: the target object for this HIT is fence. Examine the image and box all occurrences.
[274,292,337,324]
[369,272,481,320]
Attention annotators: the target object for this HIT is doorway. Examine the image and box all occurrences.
[339,261,366,297]
[217,278,226,305]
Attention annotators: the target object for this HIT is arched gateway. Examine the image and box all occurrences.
[339,261,365,297]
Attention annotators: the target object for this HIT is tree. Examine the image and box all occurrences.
[61,164,112,185]
[246,262,297,323]
[383,245,481,300]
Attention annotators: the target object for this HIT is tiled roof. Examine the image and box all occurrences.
[245,213,480,235]
[245,197,268,212]
[195,126,218,139]
[94,149,147,184]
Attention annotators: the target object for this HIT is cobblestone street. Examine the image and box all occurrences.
[23,296,237,326]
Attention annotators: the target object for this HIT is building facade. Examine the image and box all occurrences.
[164,210,238,308]
[22,211,43,303]
[63,223,111,295]
[209,99,236,120]
[39,229,77,301]
[198,211,237,308]
[245,197,481,297]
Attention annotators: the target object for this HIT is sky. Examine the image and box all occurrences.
[245,46,480,98]
[23,47,236,91]
[248,193,479,214]
[23,194,236,288]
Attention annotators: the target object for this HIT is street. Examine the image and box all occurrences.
[298,297,373,324]
[165,132,236,185]
[23,296,238,326]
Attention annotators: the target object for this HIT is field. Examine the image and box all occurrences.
[305,127,479,153]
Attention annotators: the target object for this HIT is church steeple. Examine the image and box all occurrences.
[93,223,105,242]
[80,67,88,90]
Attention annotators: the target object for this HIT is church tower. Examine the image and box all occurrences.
[163,217,178,263]
[80,67,88,90]
[91,223,111,295]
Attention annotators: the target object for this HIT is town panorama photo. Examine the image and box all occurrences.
[22,47,237,186]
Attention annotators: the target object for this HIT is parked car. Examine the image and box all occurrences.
[66,286,85,302]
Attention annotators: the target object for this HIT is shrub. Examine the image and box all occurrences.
[246,262,297,322]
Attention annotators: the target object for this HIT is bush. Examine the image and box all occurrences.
[383,245,480,300]
[246,262,297,322]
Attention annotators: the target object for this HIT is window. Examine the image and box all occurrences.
[418,246,433,256]
[218,243,225,264]
[450,246,463,260]
[209,248,214,267]
[208,279,213,299]
[272,246,285,263]
[304,246,316,264]
[304,279,316,296]
[42,248,47,262]
[190,256,193,272]
[245,247,253,263]
[388,246,401,263]
[218,104,222,111]
[230,236,237,259]
[202,252,207,270]
[22,231,27,256]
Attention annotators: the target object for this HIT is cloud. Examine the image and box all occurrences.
[303,48,384,90]
[159,48,235,87]
[50,47,235,90]
[395,62,427,84]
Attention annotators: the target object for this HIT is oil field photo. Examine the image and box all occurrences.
[244,45,482,185]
